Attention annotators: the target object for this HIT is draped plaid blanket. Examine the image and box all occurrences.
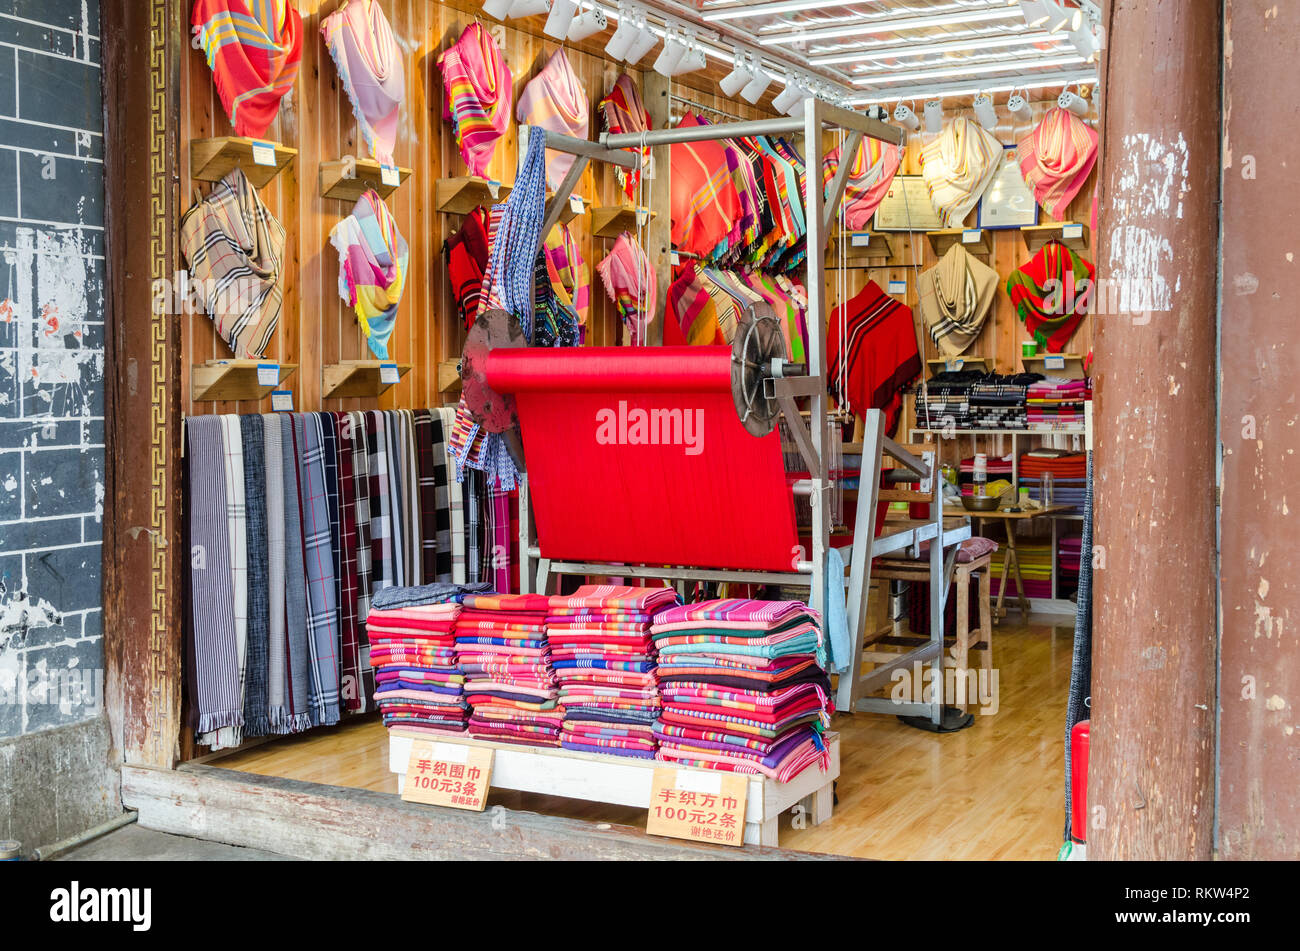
[596,232,656,341]
[280,414,313,733]
[297,414,341,727]
[179,168,286,359]
[205,415,248,750]
[320,0,405,165]
[239,414,271,737]
[921,117,1003,228]
[1017,106,1097,220]
[543,223,589,326]
[599,73,651,201]
[437,21,512,178]
[1005,240,1095,353]
[261,416,288,727]
[329,189,408,360]
[332,412,366,711]
[516,46,589,191]
[192,0,302,138]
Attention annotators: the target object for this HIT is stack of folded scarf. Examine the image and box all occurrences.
[1026,377,1090,430]
[1019,449,1087,509]
[969,372,1042,429]
[651,599,833,782]
[913,369,982,430]
[546,585,681,759]
[368,582,492,736]
[990,542,1055,600]
[1058,534,1083,598]
[455,592,562,746]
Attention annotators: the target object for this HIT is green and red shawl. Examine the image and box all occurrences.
[1005,240,1094,353]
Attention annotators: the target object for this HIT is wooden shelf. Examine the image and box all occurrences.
[191,359,297,403]
[322,360,413,399]
[435,176,511,215]
[1021,352,1087,376]
[927,356,990,375]
[437,358,462,393]
[591,205,654,238]
[190,137,297,188]
[1021,221,1090,254]
[830,230,894,260]
[319,158,412,202]
[926,228,991,257]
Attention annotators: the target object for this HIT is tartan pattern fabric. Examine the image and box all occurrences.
[366,410,394,592]
[413,410,441,583]
[297,413,341,727]
[1005,240,1095,353]
[238,414,271,737]
[436,21,513,179]
[333,412,365,711]
[1017,106,1098,220]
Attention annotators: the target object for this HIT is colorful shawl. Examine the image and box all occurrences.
[329,189,408,360]
[179,168,285,359]
[1005,240,1095,353]
[600,73,652,201]
[1016,106,1098,220]
[445,207,490,330]
[321,0,405,166]
[920,117,1003,228]
[437,21,512,178]
[826,280,922,432]
[192,0,302,138]
[822,136,901,230]
[671,114,743,259]
[918,243,999,357]
[596,232,656,342]
[516,46,589,191]
[543,223,589,325]
[669,264,725,346]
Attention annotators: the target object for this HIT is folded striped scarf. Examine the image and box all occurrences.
[1017,106,1097,220]
[192,0,302,138]
[921,117,1003,228]
[516,46,589,191]
[437,21,512,178]
[330,190,408,361]
[321,0,405,165]
[600,73,651,200]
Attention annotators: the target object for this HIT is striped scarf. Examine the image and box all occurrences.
[239,414,271,737]
[205,415,248,750]
[437,21,512,178]
[919,243,999,357]
[192,0,302,138]
[920,117,1003,228]
[445,207,490,330]
[296,414,342,727]
[822,136,901,230]
[599,73,651,201]
[596,232,657,342]
[1005,239,1095,353]
[329,189,407,360]
[280,414,312,733]
[179,168,286,359]
[321,0,405,166]
[543,222,589,325]
[1017,106,1098,220]
[517,46,589,191]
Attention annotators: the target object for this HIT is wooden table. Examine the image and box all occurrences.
[944,504,1073,621]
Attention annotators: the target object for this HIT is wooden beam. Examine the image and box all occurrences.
[121,765,847,861]
[1090,0,1220,860]
[641,70,672,347]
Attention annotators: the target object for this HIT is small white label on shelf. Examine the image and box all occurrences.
[962,228,982,245]
[380,164,399,187]
[487,179,501,199]
[1044,354,1066,371]
[670,250,680,266]
[569,194,584,214]
[1062,223,1084,240]
[635,208,649,225]
[270,390,293,412]
[256,363,279,387]
[379,363,400,385]
[888,279,907,295]
[251,141,276,166]
[850,233,872,248]
[946,359,964,372]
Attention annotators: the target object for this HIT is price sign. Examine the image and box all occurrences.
[487,179,501,199]
[961,228,982,245]
[256,363,280,387]
[380,164,400,188]
[401,741,494,812]
[945,359,964,372]
[887,279,907,296]
[379,363,400,385]
[270,390,293,412]
[646,767,748,847]
[1062,222,1084,241]
[251,141,276,166]
[1044,354,1066,371]
[635,208,649,225]
[849,233,873,248]
[569,194,584,215]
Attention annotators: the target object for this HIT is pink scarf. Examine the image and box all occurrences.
[822,136,901,230]
[437,22,513,178]
[516,47,589,190]
[596,232,657,343]
[321,0,405,166]
[1016,106,1098,219]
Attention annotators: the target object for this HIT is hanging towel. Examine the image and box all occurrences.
[296,413,341,727]
[437,21,512,178]
[281,414,313,734]
[1006,240,1095,353]
[192,0,302,138]
[671,114,743,259]
[320,0,405,166]
[205,414,248,750]
[413,410,441,583]
[1017,106,1098,220]
[599,73,651,201]
[596,231,657,340]
[329,189,408,361]
[434,407,463,583]
[239,414,270,737]
[179,168,286,359]
[918,243,1000,357]
[516,46,589,191]
[184,415,244,737]
[822,136,901,231]
[349,411,376,702]
[921,117,1004,228]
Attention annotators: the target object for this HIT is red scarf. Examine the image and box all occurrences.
[192,0,303,138]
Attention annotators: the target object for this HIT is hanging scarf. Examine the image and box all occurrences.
[669,263,725,346]
[445,207,490,330]
[238,414,271,738]
[600,73,652,201]
[671,114,743,259]
[280,414,312,734]
[918,243,999,357]
[1006,240,1095,353]
[533,246,579,349]
[180,168,286,359]
[516,47,589,191]
[596,231,657,342]
[437,21,512,178]
[192,0,302,138]
[826,281,922,433]
[543,222,589,325]
[205,414,248,750]
[1017,106,1098,220]
[921,117,1003,228]
[321,0,405,166]
[295,414,341,727]
[329,189,408,361]
[261,415,288,729]
[822,136,901,231]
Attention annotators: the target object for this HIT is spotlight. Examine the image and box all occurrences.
[1017,0,1050,28]
[1042,1,1072,32]
[1007,92,1032,121]
[1058,88,1090,117]
[1068,22,1100,62]
[652,30,686,76]
[924,99,943,134]
[604,9,639,60]
[625,17,658,64]
[784,81,811,116]
[893,102,920,131]
[508,0,550,19]
[721,50,751,98]
[772,75,801,114]
[482,0,513,19]
[973,93,998,131]
[740,67,773,104]
[674,40,707,76]
[544,0,576,38]
[566,4,607,41]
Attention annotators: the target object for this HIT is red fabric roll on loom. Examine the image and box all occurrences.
[486,347,801,572]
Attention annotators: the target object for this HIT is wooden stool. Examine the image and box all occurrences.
[867,552,994,712]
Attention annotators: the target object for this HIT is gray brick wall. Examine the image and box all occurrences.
[0,0,105,741]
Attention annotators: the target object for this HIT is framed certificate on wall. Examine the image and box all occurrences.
[978,146,1040,229]
[873,175,945,232]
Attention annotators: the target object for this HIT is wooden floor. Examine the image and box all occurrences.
[215,615,1076,860]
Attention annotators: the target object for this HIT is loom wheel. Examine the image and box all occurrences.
[461,308,528,467]
[731,305,788,437]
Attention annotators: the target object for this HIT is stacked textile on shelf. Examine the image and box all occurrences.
[546,585,681,759]
[368,582,492,735]
[1019,449,1087,510]
[913,369,982,430]
[652,600,833,782]
[990,542,1054,600]
[1058,535,1083,599]
[968,373,1042,429]
[959,454,1014,498]
[1026,377,1090,430]
[456,593,562,746]
[182,407,511,750]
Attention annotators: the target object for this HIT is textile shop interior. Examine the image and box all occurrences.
[180,0,1100,859]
